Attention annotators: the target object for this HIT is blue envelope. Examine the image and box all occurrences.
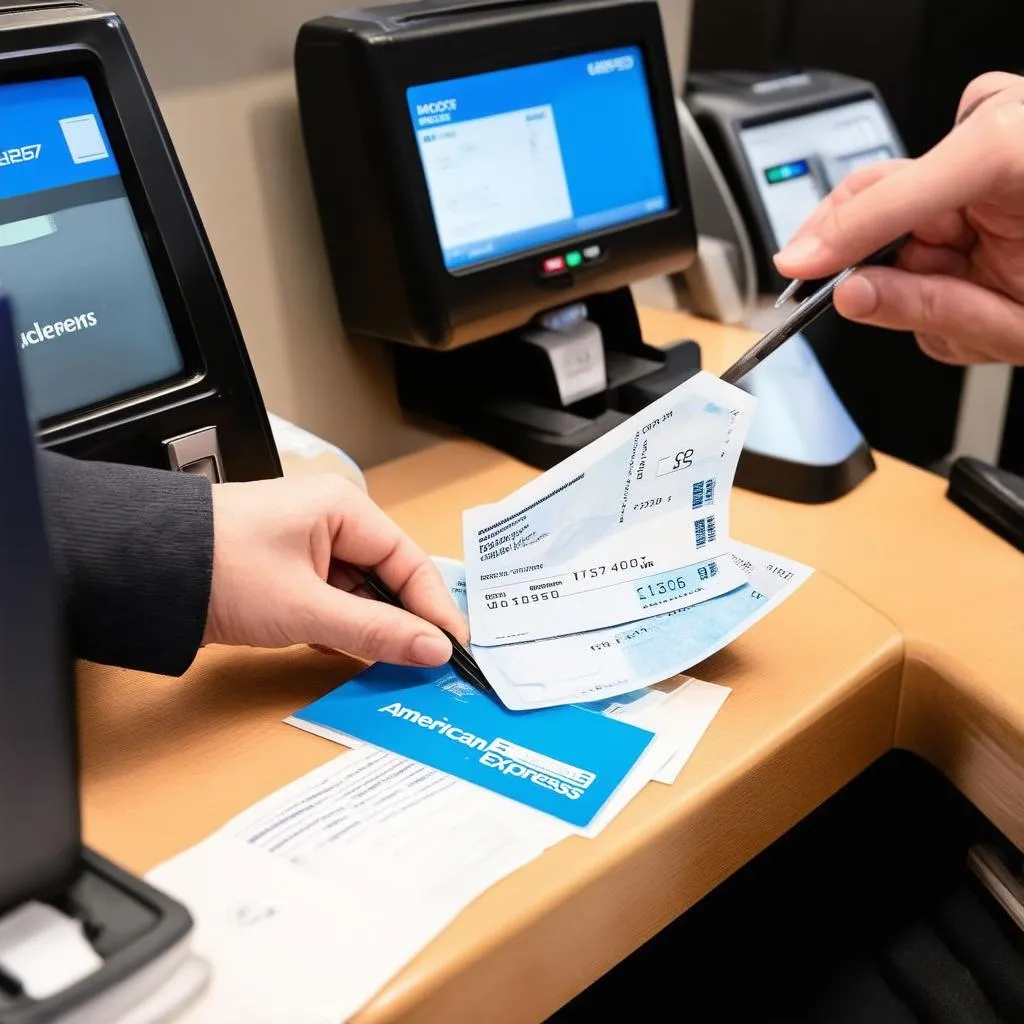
[292,663,655,827]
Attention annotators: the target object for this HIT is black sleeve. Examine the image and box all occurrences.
[36,451,214,677]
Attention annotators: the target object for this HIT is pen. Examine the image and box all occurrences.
[360,569,496,697]
[721,235,908,386]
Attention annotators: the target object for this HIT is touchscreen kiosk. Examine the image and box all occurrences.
[0,4,280,482]
[297,0,701,468]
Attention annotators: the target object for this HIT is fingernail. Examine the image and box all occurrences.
[836,273,879,317]
[775,236,822,266]
[409,632,452,666]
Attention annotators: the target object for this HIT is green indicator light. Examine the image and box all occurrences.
[565,250,583,268]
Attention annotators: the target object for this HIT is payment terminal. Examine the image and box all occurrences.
[0,3,280,481]
[296,0,702,470]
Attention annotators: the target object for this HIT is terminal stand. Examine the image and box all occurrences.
[0,850,207,1024]
[394,288,702,470]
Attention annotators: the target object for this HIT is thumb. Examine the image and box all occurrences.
[293,579,454,667]
[834,267,1024,364]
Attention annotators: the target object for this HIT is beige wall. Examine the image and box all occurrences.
[108,0,693,468]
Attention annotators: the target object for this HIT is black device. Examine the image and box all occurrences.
[947,457,1024,555]
[295,0,702,469]
[0,3,280,482]
[0,291,197,1022]
[0,291,78,919]
[686,69,903,294]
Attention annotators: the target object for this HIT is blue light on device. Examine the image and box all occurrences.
[407,46,670,271]
[763,159,810,186]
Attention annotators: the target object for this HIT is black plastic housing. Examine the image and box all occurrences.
[0,290,79,915]
[0,3,280,481]
[295,0,698,350]
[947,456,1024,554]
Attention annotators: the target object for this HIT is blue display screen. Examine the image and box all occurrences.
[0,77,120,200]
[0,76,183,422]
[406,46,670,271]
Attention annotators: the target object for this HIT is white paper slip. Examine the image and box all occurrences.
[438,546,811,710]
[569,676,729,835]
[0,901,103,1000]
[650,680,732,785]
[149,746,569,1024]
[473,544,812,708]
[463,370,756,646]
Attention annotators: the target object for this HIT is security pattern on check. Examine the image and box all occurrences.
[463,371,757,646]
[437,545,812,711]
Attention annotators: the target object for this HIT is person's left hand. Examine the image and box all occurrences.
[202,473,468,667]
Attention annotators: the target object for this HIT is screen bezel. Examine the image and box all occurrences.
[365,2,694,344]
[404,42,675,277]
[0,44,209,436]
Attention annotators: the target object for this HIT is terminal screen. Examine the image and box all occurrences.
[407,46,670,271]
[0,76,184,423]
[738,98,897,250]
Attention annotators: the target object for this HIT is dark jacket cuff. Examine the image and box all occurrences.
[37,451,214,676]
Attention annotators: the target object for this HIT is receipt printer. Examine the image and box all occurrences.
[296,0,702,469]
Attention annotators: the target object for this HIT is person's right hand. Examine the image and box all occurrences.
[773,72,1024,366]
[202,473,468,668]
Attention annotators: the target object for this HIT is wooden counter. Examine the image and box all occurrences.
[76,306,1021,1022]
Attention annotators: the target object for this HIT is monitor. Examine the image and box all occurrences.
[296,0,697,349]
[406,46,670,273]
[0,4,280,482]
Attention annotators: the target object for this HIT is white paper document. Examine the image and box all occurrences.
[149,746,567,1024]
[153,692,732,1021]
[463,370,757,646]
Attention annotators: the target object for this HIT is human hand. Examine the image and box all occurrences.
[202,473,468,666]
[774,72,1024,366]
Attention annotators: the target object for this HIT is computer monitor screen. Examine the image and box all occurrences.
[0,75,185,424]
[407,46,671,272]
[737,98,896,249]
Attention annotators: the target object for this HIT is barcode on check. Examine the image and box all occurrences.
[694,515,717,549]
[691,478,716,509]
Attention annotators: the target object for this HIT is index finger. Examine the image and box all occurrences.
[328,483,470,642]
[773,101,1024,279]
[787,159,909,245]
